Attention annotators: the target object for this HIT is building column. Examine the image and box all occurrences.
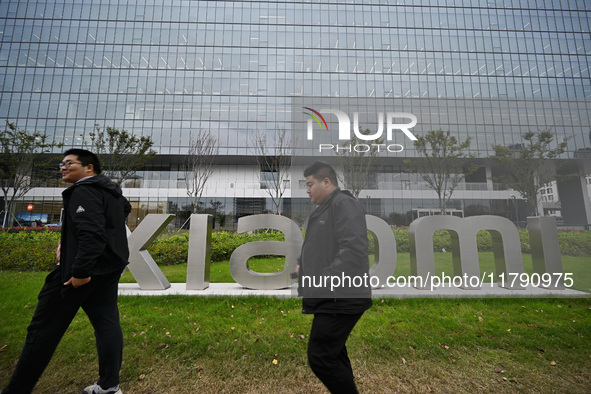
[485,164,493,191]
[557,173,591,228]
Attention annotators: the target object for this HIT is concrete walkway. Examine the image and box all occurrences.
[118,282,590,298]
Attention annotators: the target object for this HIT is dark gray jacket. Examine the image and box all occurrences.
[298,188,372,314]
[60,175,130,282]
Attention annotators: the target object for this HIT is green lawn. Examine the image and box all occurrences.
[1,254,590,393]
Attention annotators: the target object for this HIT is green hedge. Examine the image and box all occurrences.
[557,229,591,256]
[377,228,533,254]
[147,230,285,266]
[375,228,590,256]
[0,229,61,271]
[0,227,589,271]
[0,229,286,271]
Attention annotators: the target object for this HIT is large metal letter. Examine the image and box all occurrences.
[410,215,474,289]
[528,216,564,289]
[229,214,303,290]
[126,214,174,290]
[186,214,213,290]
[466,216,524,289]
[366,215,397,287]
[409,215,525,290]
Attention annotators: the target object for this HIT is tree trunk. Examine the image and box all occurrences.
[2,196,10,228]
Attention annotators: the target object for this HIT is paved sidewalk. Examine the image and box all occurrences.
[118,282,590,298]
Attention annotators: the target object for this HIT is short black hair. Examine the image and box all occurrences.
[303,161,338,187]
[63,148,102,174]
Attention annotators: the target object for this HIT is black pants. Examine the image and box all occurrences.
[2,267,124,394]
[307,312,364,394]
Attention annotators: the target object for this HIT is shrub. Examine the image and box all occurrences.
[558,229,591,256]
[0,229,61,271]
[147,230,285,265]
[0,227,589,271]
[368,227,589,256]
[147,234,190,266]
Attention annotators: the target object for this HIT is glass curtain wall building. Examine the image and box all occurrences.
[0,0,590,228]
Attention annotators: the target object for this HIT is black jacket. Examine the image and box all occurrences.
[298,188,372,314]
[60,175,131,282]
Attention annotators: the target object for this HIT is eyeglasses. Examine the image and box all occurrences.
[58,161,82,169]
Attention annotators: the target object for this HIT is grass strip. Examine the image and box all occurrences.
[1,264,590,393]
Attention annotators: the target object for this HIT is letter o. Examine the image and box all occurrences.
[352,275,363,288]
[387,144,404,152]
[370,275,380,288]
[354,144,370,152]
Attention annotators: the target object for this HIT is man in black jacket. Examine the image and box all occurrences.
[2,149,130,394]
[296,161,372,394]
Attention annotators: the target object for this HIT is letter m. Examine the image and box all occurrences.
[409,215,524,290]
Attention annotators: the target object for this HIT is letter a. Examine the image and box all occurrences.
[229,214,303,290]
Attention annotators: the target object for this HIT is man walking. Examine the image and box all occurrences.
[2,149,130,394]
[296,161,372,393]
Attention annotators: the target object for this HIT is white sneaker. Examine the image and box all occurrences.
[81,382,122,394]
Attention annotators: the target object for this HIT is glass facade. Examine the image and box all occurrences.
[0,0,590,228]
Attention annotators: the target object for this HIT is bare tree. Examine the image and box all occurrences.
[0,121,61,227]
[334,128,383,199]
[405,129,480,214]
[88,124,156,186]
[253,128,291,215]
[184,130,219,214]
